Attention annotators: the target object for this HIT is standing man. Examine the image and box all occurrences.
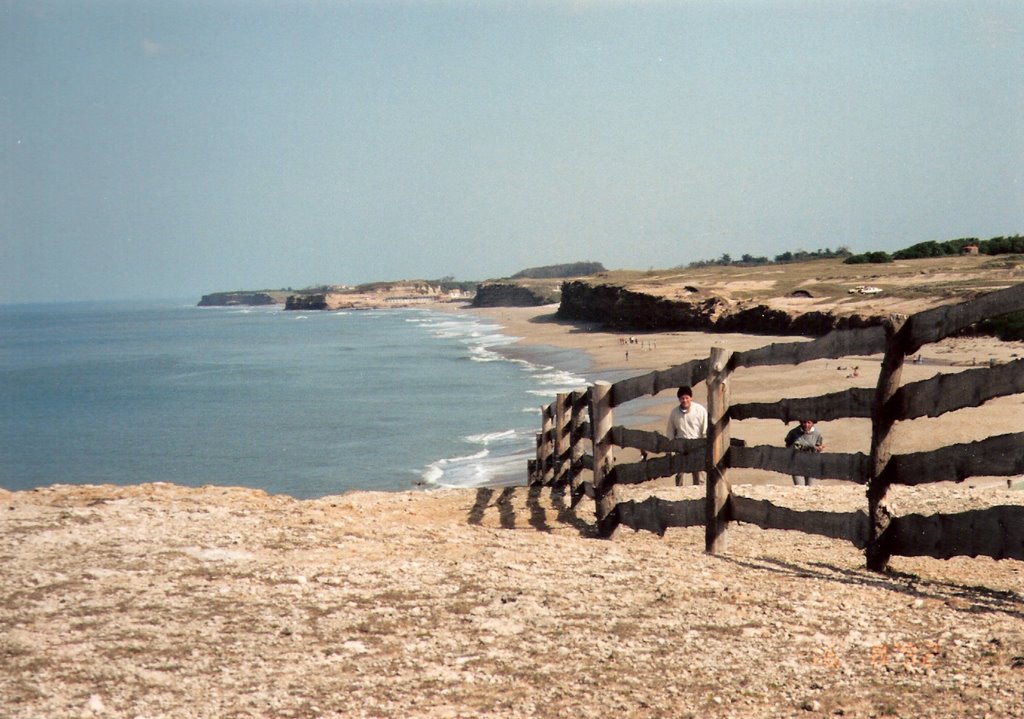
[665,385,708,486]
[785,419,825,486]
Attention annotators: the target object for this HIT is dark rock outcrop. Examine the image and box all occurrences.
[198,292,277,307]
[471,283,554,308]
[556,281,887,337]
[285,294,329,311]
[557,282,727,330]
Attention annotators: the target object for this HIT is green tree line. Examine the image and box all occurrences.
[843,234,1024,264]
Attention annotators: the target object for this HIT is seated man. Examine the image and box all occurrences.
[784,419,824,486]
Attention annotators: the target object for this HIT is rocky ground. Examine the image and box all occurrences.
[3,481,1024,719]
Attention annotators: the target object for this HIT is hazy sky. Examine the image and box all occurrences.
[3,1,1022,303]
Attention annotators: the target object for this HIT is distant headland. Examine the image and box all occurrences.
[197,238,1024,339]
[197,262,604,310]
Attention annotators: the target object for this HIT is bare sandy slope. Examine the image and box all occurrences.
[2,482,1024,719]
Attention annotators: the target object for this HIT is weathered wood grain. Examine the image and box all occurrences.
[890,358,1024,420]
[572,421,591,444]
[540,403,555,484]
[730,445,870,483]
[609,358,709,407]
[590,381,617,535]
[867,320,908,571]
[880,432,1024,485]
[732,326,888,369]
[706,346,732,553]
[609,426,704,454]
[888,506,1024,560]
[731,496,870,547]
[904,283,1024,353]
[608,452,704,486]
[730,387,875,422]
[614,496,706,535]
[553,392,569,484]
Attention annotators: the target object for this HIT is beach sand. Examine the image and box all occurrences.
[3,304,1024,718]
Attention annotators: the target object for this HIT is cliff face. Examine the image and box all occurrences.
[556,281,884,336]
[471,283,553,307]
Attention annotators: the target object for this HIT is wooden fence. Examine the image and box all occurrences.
[527,283,1024,571]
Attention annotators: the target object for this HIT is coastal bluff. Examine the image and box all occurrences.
[556,280,885,335]
[3,481,1023,718]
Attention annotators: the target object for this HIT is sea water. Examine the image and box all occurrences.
[0,301,591,498]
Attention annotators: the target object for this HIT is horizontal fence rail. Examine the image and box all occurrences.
[730,387,875,422]
[879,432,1024,486]
[610,358,708,408]
[730,445,871,484]
[730,496,871,548]
[731,326,890,369]
[903,282,1024,354]
[889,357,1024,419]
[889,506,1024,561]
[527,282,1024,571]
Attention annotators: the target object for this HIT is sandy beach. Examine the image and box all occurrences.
[3,303,1024,718]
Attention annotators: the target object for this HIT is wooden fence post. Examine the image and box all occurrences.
[531,433,544,485]
[590,380,618,536]
[867,317,908,571]
[568,389,587,489]
[705,346,733,554]
[540,403,555,485]
[553,392,569,484]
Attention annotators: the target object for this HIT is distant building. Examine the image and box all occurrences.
[961,244,980,255]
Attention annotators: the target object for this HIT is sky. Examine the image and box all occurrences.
[2,0,1023,303]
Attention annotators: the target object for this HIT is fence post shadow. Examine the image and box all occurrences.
[547,484,600,537]
[468,488,494,526]
[467,485,596,536]
[717,554,1024,620]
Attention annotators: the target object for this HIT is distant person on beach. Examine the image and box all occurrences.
[785,419,825,486]
[665,385,708,486]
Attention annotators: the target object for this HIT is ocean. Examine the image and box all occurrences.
[0,301,593,498]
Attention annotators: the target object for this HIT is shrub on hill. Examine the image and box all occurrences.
[979,235,1024,255]
[893,239,972,260]
[888,234,1023,260]
[843,251,893,264]
[687,247,850,269]
[510,262,606,279]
